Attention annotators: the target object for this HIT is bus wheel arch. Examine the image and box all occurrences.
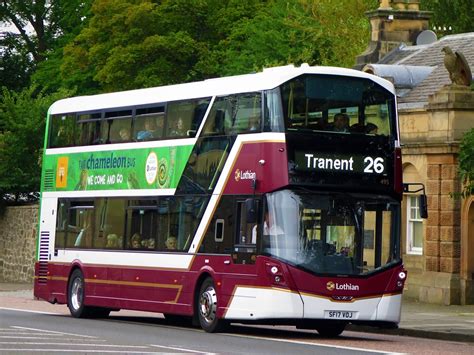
[66,267,111,319]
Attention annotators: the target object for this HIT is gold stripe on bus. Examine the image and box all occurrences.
[299,290,402,303]
[46,261,187,272]
[84,279,183,304]
[36,275,183,303]
[34,275,68,282]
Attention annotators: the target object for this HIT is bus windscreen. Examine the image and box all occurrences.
[280,74,396,138]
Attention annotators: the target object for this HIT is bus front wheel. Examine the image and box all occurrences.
[196,278,227,332]
[316,322,346,337]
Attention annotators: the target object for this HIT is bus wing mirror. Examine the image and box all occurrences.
[245,198,258,224]
[403,183,428,219]
[419,194,428,219]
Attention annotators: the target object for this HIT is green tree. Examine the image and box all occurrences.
[214,0,377,75]
[31,0,94,93]
[0,0,93,92]
[0,35,32,91]
[62,0,377,93]
[0,86,71,204]
[459,128,474,197]
[421,0,474,34]
[61,0,261,93]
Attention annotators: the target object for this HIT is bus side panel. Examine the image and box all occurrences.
[223,140,289,195]
[53,253,199,316]
[189,255,304,320]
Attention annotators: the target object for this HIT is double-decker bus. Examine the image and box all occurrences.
[34,64,423,336]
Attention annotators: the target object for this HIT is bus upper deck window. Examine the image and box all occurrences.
[77,113,102,146]
[105,110,133,143]
[50,114,76,148]
[134,106,165,141]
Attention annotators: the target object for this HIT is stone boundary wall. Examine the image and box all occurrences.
[0,204,38,283]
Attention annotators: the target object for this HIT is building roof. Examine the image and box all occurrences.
[368,32,474,109]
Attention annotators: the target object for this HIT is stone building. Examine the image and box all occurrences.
[356,0,474,304]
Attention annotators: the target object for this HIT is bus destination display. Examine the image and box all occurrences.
[295,151,386,174]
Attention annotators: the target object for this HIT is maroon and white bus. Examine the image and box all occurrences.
[34,64,421,336]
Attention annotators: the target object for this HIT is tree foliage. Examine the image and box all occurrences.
[0,86,71,204]
[0,0,93,92]
[421,0,474,34]
[0,34,32,91]
[61,0,376,93]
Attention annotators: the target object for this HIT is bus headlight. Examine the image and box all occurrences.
[398,271,406,280]
[266,263,286,286]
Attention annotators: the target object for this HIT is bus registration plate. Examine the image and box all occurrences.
[324,311,356,319]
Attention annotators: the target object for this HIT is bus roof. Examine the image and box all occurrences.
[49,64,395,115]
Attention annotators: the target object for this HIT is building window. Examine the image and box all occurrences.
[407,195,423,255]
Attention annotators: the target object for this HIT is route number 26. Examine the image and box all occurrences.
[364,157,385,174]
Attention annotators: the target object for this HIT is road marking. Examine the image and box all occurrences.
[404,324,467,328]
[224,333,406,354]
[0,307,61,315]
[150,344,215,354]
[0,342,148,348]
[0,332,37,335]
[0,350,160,354]
[0,337,68,340]
[12,326,98,339]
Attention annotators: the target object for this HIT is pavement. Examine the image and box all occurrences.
[1,283,474,343]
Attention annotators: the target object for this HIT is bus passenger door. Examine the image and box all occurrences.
[218,198,261,319]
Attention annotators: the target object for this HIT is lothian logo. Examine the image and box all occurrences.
[235,169,241,182]
[327,281,359,291]
[234,169,256,182]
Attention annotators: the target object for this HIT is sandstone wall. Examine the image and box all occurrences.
[0,205,39,283]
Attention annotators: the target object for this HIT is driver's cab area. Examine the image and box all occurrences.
[257,189,403,276]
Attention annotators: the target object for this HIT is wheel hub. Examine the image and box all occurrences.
[199,286,217,324]
[70,278,83,311]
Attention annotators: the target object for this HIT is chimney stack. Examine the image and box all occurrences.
[354,0,431,69]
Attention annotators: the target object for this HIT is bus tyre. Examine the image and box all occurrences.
[67,269,94,318]
[163,314,192,326]
[316,322,346,337]
[197,278,227,333]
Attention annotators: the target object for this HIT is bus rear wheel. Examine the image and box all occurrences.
[316,322,346,337]
[196,278,227,333]
[67,269,110,318]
